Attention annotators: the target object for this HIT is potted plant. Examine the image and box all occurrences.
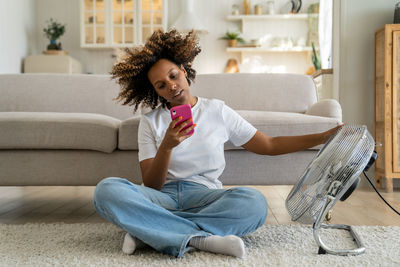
[311,42,321,71]
[220,31,245,47]
[306,42,321,75]
[43,18,66,50]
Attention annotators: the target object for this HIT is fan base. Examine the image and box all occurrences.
[314,223,366,256]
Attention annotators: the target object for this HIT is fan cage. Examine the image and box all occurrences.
[285,125,375,224]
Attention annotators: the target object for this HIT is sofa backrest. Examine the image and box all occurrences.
[0,74,136,120]
[0,73,318,119]
[191,73,318,113]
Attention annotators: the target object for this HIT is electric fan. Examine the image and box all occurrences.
[286,125,377,256]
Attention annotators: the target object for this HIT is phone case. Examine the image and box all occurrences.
[170,104,194,135]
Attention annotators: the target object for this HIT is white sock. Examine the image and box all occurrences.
[189,235,245,258]
[122,232,146,254]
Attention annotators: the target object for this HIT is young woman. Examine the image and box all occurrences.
[93,29,342,258]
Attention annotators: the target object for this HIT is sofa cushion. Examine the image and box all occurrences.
[0,112,120,153]
[305,99,342,120]
[118,111,341,151]
[118,115,140,150]
[224,111,341,150]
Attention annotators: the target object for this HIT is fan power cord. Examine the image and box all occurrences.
[363,171,400,216]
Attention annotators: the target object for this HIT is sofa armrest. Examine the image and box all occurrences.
[305,99,342,121]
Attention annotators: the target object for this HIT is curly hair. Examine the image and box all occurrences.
[111,29,201,111]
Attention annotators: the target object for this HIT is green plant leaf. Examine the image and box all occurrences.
[219,31,243,41]
[43,18,66,41]
[311,42,321,70]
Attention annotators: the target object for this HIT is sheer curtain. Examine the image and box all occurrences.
[319,0,333,69]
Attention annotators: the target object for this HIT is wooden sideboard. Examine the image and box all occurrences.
[374,24,400,192]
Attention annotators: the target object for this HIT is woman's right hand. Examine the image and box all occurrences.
[160,117,197,151]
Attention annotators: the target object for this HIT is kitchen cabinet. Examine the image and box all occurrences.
[80,0,167,48]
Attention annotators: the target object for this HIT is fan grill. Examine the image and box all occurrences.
[285,125,374,224]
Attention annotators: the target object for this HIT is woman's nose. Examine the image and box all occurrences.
[168,81,177,91]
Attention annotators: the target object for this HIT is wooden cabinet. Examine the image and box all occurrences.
[80,0,167,48]
[374,24,400,192]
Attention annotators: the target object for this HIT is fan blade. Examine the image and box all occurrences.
[340,177,360,201]
[364,151,377,172]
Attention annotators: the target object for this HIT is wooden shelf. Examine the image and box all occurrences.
[42,50,69,55]
[227,13,318,33]
[227,46,315,64]
[112,24,134,27]
[227,13,318,21]
[81,44,136,49]
[227,46,313,52]
[84,23,105,26]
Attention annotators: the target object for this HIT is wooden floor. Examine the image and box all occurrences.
[0,185,399,226]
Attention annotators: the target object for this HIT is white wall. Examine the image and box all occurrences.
[31,0,238,74]
[30,0,318,74]
[34,0,116,74]
[0,0,36,74]
[0,0,319,74]
[338,0,399,188]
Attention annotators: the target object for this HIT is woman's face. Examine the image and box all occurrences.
[147,58,193,108]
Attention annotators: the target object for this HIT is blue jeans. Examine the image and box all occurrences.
[93,177,268,258]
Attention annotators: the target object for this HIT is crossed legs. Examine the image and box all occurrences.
[93,178,267,258]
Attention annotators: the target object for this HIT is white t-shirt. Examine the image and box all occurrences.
[138,97,257,189]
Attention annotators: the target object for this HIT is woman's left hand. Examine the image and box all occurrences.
[321,123,344,144]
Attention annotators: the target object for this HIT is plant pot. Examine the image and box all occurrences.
[228,39,238,47]
[47,40,63,50]
[47,40,58,50]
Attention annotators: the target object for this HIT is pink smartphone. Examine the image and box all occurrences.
[170,104,194,135]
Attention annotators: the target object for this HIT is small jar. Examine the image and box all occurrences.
[255,4,262,15]
[266,0,275,15]
[243,0,251,15]
[232,4,240,15]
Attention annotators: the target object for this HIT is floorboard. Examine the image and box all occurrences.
[0,185,399,226]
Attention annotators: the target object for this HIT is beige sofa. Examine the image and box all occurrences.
[0,73,342,186]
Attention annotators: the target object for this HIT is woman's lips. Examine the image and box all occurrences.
[173,90,183,98]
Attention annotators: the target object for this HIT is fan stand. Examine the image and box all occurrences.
[313,195,366,256]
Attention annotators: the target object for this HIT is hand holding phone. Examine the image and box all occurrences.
[170,104,195,136]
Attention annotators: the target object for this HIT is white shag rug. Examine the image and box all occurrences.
[0,223,399,266]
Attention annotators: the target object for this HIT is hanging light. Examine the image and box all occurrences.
[170,0,208,34]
